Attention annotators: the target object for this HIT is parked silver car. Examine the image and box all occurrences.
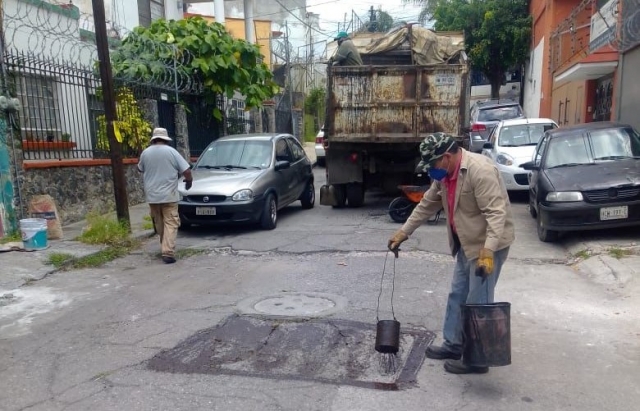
[468,99,525,152]
[178,134,315,230]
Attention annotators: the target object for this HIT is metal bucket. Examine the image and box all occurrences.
[462,302,511,367]
[375,320,401,354]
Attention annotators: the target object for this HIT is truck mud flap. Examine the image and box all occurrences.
[320,185,337,206]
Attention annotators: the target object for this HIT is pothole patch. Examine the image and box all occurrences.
[147,315,434,390]
[236,292,347,319]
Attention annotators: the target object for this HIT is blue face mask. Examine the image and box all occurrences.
[428,168,447,181]
[428,157,449,181]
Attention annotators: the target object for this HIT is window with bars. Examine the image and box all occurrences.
[16,74,61,141]
[138,0,165,27]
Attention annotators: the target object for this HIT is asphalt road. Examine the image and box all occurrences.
[1,168,639,411]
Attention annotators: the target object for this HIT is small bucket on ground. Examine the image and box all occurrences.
[20,218,48,251]
[375,319,401,354]
[462,302,511,367]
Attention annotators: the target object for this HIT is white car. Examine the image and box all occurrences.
[481,118,558,191]
[314,127,326,166]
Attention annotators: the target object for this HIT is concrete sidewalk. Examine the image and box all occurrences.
[0,203,153,291]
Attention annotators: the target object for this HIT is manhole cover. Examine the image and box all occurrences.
[147,315,435,390]
[236,292,346,319]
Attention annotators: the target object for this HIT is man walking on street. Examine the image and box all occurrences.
[388,133,515,374]
[138,128,193,264]
[330,31,363,66]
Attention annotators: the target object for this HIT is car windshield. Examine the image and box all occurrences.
[545,127,640,169]
[589,127,640,160]
[478,106,523,122]
[498,123,556,147]
[196,140,272,170]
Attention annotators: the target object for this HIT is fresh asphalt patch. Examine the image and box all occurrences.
[146,315,435,390]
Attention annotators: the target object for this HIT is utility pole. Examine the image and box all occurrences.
[284,21,294,137]
[91,0,130,227]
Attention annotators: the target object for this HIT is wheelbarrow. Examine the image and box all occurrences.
[388,185,444,224]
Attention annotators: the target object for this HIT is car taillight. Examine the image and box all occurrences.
[471,123,487,132]
[315,136,324,144]
[349,153,358,163]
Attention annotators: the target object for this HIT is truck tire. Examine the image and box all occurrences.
[332,184,347,208]
[346,183,365,208]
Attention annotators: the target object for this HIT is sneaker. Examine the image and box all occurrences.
[425,345,461,360]
[444,359,489,374]
[162,256,177,264]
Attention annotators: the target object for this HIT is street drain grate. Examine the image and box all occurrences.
[147,315,435,390]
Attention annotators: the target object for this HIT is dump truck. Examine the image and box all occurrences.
[319,27,471,208]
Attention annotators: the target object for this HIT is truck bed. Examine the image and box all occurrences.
[326,65,469,143]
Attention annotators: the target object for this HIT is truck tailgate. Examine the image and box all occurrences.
[327,65,469,143]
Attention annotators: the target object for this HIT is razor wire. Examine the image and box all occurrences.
[2,0,202,95]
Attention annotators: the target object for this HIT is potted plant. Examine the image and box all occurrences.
[61,133,71,142]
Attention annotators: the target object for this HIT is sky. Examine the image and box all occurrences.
[189,0,428,42]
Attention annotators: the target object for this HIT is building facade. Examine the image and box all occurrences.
[526,0,622,126]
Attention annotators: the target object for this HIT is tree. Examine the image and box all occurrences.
[363,8,395,33]
[407,0,531,98]
[110,17,279,120]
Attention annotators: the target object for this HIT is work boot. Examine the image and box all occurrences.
[162,256,177,264]
[444,359,489,374]
[425,345,461,360]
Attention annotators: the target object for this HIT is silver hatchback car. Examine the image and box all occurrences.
[178,134,315,230]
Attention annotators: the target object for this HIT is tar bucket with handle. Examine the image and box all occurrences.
[462,302,511,367]
[20,218,48,251]
[375,251,401,354]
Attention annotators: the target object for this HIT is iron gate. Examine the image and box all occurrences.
[593,76,613,122]
[157,100,177,148]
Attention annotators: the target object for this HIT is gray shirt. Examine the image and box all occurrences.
[138,144,190,204]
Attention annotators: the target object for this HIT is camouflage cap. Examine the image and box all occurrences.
[416,132,457,173]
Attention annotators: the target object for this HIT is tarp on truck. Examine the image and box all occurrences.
[326,27,466,66]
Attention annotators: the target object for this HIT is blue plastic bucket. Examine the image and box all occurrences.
[20,218,48,251]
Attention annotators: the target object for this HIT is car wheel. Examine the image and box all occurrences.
[346,183,365,208]
[332,184,347,208]
[260,194,277,230]
[388,197,414,223]
[536,206,558,242]
[300,180,315,209]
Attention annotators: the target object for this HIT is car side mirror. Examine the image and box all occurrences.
[520,161,539,171]
[483,142,493,150]
[275,160,291,171]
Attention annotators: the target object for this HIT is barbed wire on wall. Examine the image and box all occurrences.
[2,0,201,95]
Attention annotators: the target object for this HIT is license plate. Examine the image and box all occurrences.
[600,206,628,221]
[196,207,216,216]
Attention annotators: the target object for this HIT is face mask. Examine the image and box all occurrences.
[428,157,449,181]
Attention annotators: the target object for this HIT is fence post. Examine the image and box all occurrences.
[139,99,159,129]
[252,108,263,133]
[174,104,190,162]
[264,102,276,133]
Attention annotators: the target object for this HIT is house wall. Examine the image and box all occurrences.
[618,46,640,131]
[523,38,544,118]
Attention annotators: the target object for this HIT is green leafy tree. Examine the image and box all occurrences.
[96,88,152,155]
[406,0,531,98]
[110,17,279,120]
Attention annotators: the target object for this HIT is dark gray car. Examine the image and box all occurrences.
[178,134,315,230]
[468,100,525,152]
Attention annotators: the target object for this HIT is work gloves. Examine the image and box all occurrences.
[475,248,495,281]
[387,230,408,257]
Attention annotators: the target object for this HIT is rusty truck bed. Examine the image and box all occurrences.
[326,65,469,143]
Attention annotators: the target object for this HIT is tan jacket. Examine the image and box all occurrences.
[401,149,515,260]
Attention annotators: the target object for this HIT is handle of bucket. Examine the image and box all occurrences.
[376,251,397,322]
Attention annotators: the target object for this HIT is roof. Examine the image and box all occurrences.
[547,122,632,138]
[217,133,289,142]
[500,118,557,126]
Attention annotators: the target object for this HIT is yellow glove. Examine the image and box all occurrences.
[475,248,495,280]
[388,230,409,257]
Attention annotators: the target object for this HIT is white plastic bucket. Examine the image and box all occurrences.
[20,218,48,251]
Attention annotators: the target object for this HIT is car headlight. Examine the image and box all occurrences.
[496,153,515,166]
[232,189,253,202]
[546,191,584,202]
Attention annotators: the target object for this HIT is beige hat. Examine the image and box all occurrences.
[151,127,172,142]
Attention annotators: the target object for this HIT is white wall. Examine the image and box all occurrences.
[523,38,544,118]
[73,0,140,33]
[164,0,185,21]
